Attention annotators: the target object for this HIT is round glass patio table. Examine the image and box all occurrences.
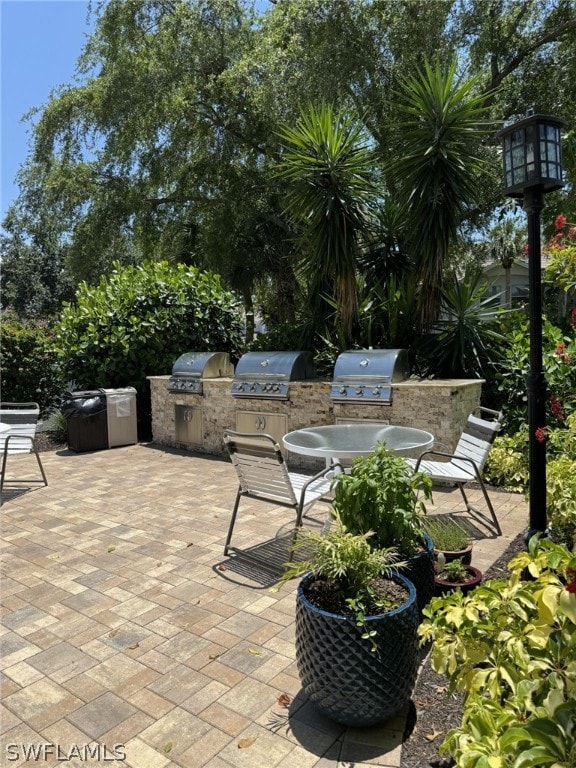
[283,423,434,466]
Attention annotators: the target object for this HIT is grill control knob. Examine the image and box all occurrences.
[373,388,381,397]
[339,387,347,395]
[237,383,245,392]
[250,383,256,391]
[356,387,364,396]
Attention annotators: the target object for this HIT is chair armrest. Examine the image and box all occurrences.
[416,452,481,476]
[3,434,34,449]
[414,450,457,470]
[301,462,343,494]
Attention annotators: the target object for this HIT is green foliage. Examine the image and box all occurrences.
[0,314,64,413]
[436,557,470,583]
[420,537,576,767]
[484,427,530,492]
[0,208,75,317]
[419,266,506,378]
[282,518,401,598]
[248,324,305,353]
[276,102,378,343]
[7,0,576,341]
[547,455,576,552]
[545,214,576,295]
[42,406,68,441]
[352,274,421,353]
[485,415,576,549]
[494,313,576,433]
[54,260,243,395]
[280,516,406,650]
[387,58,495,331]
[423,518,471,552]
[331,444,432,556]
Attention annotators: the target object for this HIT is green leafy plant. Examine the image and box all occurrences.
[435,557,470,583]
[420,536,576,767]
[331,443,432,556]
[483,427,530,492]
[276,102,378,344]
[419,266,506,379]
[281,518,406,651]
[423,517,470,552]
[494,313,576,433]
[387,58,493,332]
[54,261,243,436]
[484,414,576,550]
[0,312,64,414]
[547,456,576,551]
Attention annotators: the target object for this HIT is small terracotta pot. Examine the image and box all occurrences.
[434,565,483,597]
[433,543,473,566]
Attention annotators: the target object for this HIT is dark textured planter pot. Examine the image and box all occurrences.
[434,565,483,597]
[433,543,473,566]
[403,534,435,615]
[295,572,419,727]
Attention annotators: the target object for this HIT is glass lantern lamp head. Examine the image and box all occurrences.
[496,112,566,198]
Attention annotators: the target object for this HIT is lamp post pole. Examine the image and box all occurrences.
[524,188,547,534]
[496,112,566,538]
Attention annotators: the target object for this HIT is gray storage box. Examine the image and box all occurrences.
[102,388,138,447]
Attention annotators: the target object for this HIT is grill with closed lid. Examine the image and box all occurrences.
[231,351,316,400]
[330,349,410,404]
[168,352,234,394]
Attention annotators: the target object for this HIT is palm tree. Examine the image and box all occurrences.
[387,59,495,332]
[489,218,525,308]
[275,103,378,344]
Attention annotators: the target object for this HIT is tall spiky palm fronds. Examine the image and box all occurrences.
[420,266,506,379]
[276,103,378,342]
[388,59,496,331]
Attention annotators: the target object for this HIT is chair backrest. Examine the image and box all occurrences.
[452,407,503,474]
[223,430,298,506]
[0,403,40,454]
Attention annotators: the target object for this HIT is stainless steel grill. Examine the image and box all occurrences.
[330,349,410,404]
[231,351,316,400]
[168,352,234,394]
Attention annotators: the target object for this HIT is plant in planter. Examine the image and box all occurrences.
[420,537,576,767]
[423,517,473,565]
[331,443,435,612]
[281,519,420,726]
[434,556,482,597]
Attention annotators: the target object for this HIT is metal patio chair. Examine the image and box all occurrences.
[0,402,48,502]
[407,407,504,535]
[223,429,339,566]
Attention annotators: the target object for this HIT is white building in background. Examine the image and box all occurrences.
[483,259,530,307]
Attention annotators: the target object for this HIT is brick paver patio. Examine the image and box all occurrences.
[0,442,529,767]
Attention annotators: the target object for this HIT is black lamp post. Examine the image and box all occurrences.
[496,113,566,536]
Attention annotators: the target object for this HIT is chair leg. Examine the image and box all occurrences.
[0,450,8,500]
[458,482,471,512]
[458,480,502,537]
[476,476,502,536]
[224,487,242,556]
[32,444,48,487]
[288,500,308,562]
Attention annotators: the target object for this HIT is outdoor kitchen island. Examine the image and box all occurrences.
[148,372,483,471]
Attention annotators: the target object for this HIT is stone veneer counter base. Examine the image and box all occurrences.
[148,376,484,472]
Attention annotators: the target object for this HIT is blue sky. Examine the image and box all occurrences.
[1,0,92,224]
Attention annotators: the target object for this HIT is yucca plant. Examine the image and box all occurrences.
[276,102,378,343]
[387,58,495,332]
[420,265,506,378]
